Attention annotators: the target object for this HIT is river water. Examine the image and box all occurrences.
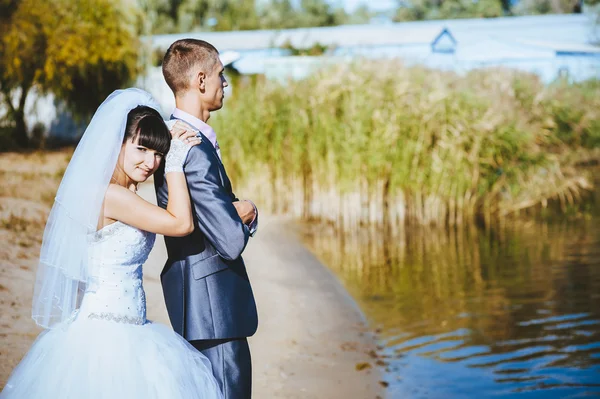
[301,209,600,398]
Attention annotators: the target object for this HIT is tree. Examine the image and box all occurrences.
[258,0,298,29]
[142,0,353,34]
[394,0,431,21]
[137,0,178,34]
[439,0,504,18]
[209,0,261,31]
[0,0,140,147]
[297,0,347,27]
[499,0,511,13]
[512,0,583,14]
[348,4,373,24]
[395,0,504,20]
[393,0,596,21]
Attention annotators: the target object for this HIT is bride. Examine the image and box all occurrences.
[1,88,223,398]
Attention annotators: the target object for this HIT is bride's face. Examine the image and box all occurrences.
[119,137,164,183]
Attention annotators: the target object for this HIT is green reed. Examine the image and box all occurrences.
[213,60,600,227]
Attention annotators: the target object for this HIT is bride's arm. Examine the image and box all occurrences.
[103,128,199,237]
[103,180,191,237]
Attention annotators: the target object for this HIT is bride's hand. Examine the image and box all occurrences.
[165,123,200,173]
[170,121,201,147]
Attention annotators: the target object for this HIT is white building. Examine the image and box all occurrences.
[152,14,600,83]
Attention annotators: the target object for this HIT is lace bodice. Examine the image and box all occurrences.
[78,221,155,325]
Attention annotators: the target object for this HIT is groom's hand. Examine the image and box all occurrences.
[233,200,256,225]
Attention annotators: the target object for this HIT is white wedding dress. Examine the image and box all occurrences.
[1,221,223,399]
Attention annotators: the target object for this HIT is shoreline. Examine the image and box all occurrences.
[243,216,383,398]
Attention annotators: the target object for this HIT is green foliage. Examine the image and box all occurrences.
[543,79,600,148]
[212,63,599,226]
[439,0,504,18]
[139,0,598,33]
[137,0,179,34]
[279,40,334,56]
[393,0,593,21]
[293,0,344,27]
[347,4,373,24]
[206,0,262,31]
[141,0,357,34]
[0,0,140,147]
[512,0,580,15]
[394,0,430,21]
[256,0,298,30]
[395,0,504,21]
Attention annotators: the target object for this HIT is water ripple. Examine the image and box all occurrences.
[303,210,600,397]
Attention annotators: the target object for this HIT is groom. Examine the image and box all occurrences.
[155,39,258,398]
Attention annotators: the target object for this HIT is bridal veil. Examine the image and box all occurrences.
[32,88,162,328]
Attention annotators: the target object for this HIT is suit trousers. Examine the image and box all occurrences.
[191,338,252,399]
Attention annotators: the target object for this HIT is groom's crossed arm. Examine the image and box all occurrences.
[183,145,250,261]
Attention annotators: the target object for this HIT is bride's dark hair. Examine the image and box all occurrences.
[124,106,171,155]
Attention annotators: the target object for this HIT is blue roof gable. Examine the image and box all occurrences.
[431,28,457,54]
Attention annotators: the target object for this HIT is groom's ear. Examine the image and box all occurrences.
[196,70,207,92]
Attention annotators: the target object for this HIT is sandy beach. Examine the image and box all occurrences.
[0,161,382,398]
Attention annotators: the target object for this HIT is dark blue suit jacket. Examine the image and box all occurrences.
[154,121,258,341]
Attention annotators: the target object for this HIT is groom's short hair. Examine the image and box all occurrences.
[162,39,220,95]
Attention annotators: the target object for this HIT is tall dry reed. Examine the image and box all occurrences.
[213,60,600,227]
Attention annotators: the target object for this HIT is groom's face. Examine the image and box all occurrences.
[200,59,228,111]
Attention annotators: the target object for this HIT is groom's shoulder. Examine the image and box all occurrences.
[185,140,216,166]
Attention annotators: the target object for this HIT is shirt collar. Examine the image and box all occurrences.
[172,108,217,148]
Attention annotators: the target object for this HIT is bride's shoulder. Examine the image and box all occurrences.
[105,183,138,203]
[103,184,146,221]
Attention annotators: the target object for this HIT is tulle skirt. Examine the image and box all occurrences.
[0,316,223,399]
